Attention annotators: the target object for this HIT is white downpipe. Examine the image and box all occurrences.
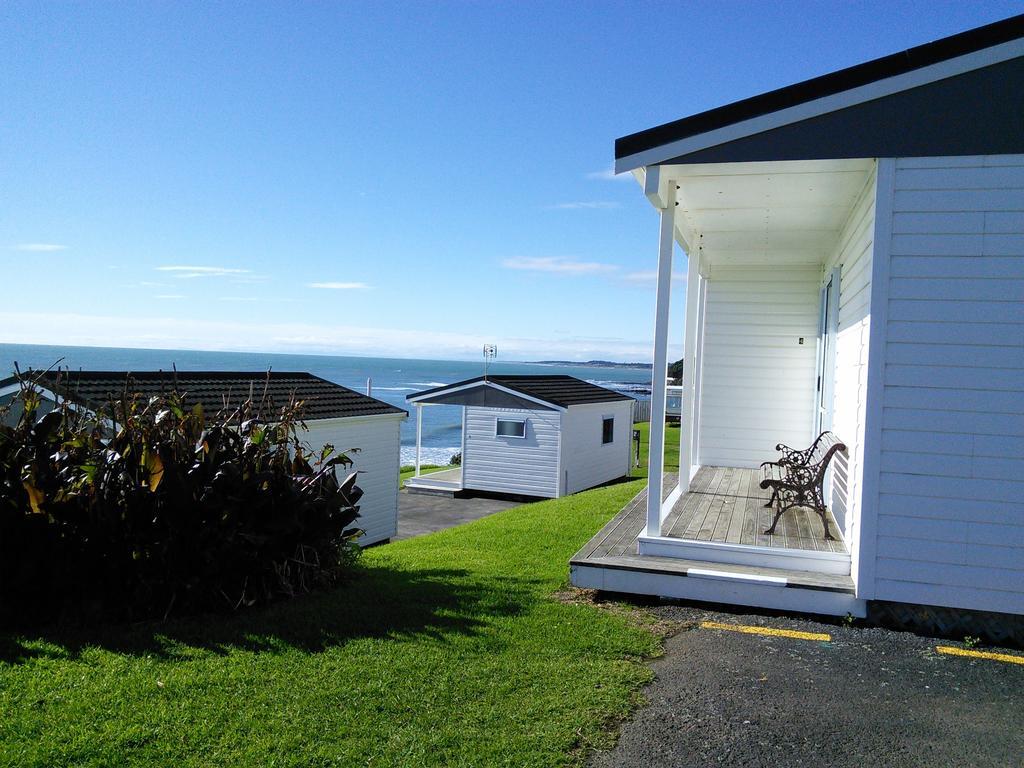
[415,404,423,477]
[646,180,677,537]
[679,242,703,486]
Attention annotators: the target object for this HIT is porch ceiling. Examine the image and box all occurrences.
[662,158,874,267]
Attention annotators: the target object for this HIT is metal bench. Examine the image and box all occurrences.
[759,431,847,540]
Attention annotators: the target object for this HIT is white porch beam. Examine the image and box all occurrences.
[646,177,677,537]
[679,242,703,486]
[415,404,423,477]
[643,165,672,209]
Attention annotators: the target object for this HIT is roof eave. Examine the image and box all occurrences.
[615,14,1024,172]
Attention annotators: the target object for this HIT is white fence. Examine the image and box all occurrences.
[632,399,652,423]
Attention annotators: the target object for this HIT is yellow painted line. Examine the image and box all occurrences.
[700,621,830,642]
[936,646,1024,665]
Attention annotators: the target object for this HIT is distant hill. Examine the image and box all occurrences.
[533,360,652,370]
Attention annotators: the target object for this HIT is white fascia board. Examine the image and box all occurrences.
[616,38,1024,172]
[565,400,634,412]
[407,381,568,412]
[304,412,408,427]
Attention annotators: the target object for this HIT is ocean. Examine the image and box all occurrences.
[0,343,653,465]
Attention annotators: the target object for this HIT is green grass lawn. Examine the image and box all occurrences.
[0,481,661,767]
[628,420,680,479]
[398,463,449,486]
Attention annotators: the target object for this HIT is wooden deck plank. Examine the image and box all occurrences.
[725,469,748,543]
[590,494,646,558]
[664,488,706,538]
[739,469,761,546]
[684,467,724,539]
[699,468,732,541]
[575,487,646,559]
[600,501,647,557]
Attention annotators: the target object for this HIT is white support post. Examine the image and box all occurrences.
[415,404,423,477]
[646,179,677,537]
[679,242,703,486]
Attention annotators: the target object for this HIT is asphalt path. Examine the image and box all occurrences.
[395,489,520,540]
[590,604,1024,768]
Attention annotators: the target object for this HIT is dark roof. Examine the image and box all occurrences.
[408,375,634,409]
[616,13,1024,161]
[2,370,406,420]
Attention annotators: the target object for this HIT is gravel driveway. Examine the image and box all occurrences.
[590,603,1024,768]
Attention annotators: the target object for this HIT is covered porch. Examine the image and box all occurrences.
[570,155,878,616]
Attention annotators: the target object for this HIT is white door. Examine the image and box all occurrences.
[815,268,840,434]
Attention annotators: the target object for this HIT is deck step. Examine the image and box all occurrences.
[572,553,854,592]
[570,553,862,617]
[637,535,851,576]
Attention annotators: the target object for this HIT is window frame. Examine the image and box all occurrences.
[495,418,527,439]
[601,415,615,445]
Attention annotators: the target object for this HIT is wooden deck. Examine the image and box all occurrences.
[569,469,859,613]
[572,473,677,561]
[572,467,846,562]
[663,466,847,553]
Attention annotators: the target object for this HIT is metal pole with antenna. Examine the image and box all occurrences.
[483,344,497,380]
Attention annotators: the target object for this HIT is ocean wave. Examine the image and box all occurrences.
[400,446,460,466]
[586,379,652,394]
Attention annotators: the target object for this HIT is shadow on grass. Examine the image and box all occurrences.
[0,563,537,665]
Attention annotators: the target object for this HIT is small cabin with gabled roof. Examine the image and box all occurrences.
[0,370,407,546]
[405,375,634,498]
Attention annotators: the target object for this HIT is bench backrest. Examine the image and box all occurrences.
[805,431,844,466]
[806,433,848,485]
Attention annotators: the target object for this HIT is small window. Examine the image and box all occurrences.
[496,418,526,438]
[602,416,614,445]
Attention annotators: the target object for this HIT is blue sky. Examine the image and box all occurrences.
[1,1,1020,361]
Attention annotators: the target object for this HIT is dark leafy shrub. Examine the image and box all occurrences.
[0,370,364,628]
[449,452,462,466]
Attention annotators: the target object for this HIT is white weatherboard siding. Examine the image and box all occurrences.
[874,154,1024,615]
[824,166,877,542]
[303,416,403,546]
[462,406,561,498]
[698,264,820,468]
[561,401,633,495]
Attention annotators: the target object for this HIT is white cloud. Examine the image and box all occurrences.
[0,310,654,362]
[585,167,632,182]
[546,201,620,210]
[13,243,67,252]
[501,257,618,275]
[155,294,186,300]
[156,266,251,279]
[307,282,371,290]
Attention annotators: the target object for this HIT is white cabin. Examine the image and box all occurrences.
[572,15,1024,635]
[0,370,407,546]
[405,375,634,498]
